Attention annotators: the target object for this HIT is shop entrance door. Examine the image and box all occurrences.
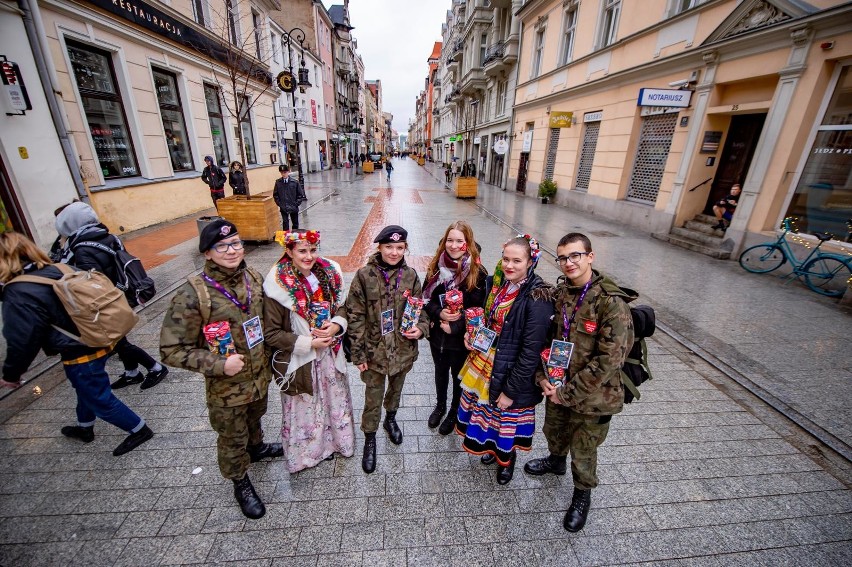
[704,113,766,214]
[0,155,30,237]
[516,152,529,193]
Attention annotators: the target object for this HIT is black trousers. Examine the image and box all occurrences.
[113,337,156,372]
[430,343,468,408]
[280,209,299,230]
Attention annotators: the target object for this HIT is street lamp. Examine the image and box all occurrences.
[282,27,311,191]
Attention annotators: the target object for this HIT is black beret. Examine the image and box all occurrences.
[373,225,407,244]
[199,219,239,253]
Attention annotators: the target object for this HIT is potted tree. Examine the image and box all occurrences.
[538,179,557,204]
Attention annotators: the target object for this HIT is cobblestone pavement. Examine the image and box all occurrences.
[0,159,849,566]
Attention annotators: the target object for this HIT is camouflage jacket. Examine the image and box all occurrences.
[550,270,635,416]
[160,260,271,408]
[344,254,430,375]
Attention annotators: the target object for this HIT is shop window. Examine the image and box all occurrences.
[627,112,678,203]
[597,0,621,48]
[67,40,139,179]
[784,66,852,238]
[204,84,230,167]
[544,128,560,181]
[239,96,257,164]
[576,120,601,191]
[153,69,194,172]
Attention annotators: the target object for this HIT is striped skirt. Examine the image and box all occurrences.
[456,390,536,467]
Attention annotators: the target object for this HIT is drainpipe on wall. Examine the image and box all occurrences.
[18,0,87,201]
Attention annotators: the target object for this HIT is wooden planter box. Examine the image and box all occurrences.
[417,157,426,166]
[363,161,375,173]
[455,176,478,199]
[215,195,279,242]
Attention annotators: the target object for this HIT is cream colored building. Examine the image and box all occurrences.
[510,0,852,256]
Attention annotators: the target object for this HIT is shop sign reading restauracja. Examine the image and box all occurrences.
[87,0,184,39]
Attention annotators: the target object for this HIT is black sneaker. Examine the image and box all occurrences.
[61,425,94,443]
[111,372,144,389]
[140,367,169,390]
[113,425,154,456]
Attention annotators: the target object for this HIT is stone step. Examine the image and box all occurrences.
[659,233,731,259]
[670,227,727,247]
[685,219,726,236]
[695,213,719,224]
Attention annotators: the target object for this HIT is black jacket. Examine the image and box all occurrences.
[273,176,306,212]
[487,272,554,409]
[229,170,247,195]
[202,165,226,190]
[423,267,487,353]
[1,265,101,382]
[64,225,121,284]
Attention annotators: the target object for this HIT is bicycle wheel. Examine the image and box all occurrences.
[738,245,786,273]
[802,256,852,297]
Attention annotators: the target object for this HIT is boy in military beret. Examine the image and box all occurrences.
[345,225,430,473]
[160,219,281,519]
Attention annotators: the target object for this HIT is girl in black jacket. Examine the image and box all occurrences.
[422,221,487,434]
[456,235,554,485]
[229,161,248,196]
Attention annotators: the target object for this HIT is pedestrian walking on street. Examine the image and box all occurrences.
[384,159,394,182]
[228,161,248,196]
[273,164,306,231]
[54,202,169,391]
[456,235,553,485]
[345,225,429,474]
[263,229,355,473]
[422,221,487,435]
[0,232,154,457]
[201,155,227,207]
[160,219,282,520]
[525,232,635,533]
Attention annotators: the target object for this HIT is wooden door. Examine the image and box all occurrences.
[704,113,766,213]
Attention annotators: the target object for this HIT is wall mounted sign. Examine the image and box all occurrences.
[521,130,533,152]
[493,139,509,155]
[583,111,603,123]
[549,111,573,128]
[276,71,296,93]
[701,131,722,154]
[473,136,481,144]
[637,88,692,108]
[1,59,31,115]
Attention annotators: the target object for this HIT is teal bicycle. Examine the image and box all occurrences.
[738,218,852,297]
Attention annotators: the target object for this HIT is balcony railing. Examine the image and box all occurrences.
[483,42,506,66]
[433,78,442,87]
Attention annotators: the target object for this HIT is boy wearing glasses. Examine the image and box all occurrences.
[160,219,281,520]
[525,232,635,533]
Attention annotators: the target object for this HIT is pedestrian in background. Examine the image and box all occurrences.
[384,159,394,182]
[0,232,154,457]
[273,164,306,231]
[345,225,429,474]
[160,219,282,520]
[229,161,247,196]
[712,183,741,231]
[55,202,168,390]
[456,235,553,485]
[421,221,487,435]
[525,232,634,533]
[201,156,226,207]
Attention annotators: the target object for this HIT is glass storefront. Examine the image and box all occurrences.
[153,69,194,171]
[204,84,230,167]
[785,66,852,240]
[67,41,139,179]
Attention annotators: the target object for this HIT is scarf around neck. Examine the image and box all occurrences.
[423,251,471,299]
[275,256,343,321]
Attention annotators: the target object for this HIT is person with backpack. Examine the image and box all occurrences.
[273,164,307,231]
[384,159,394,182]
[201,155,227,207]
[160,219,280,520]
[55,202,168,391]
[0,232,154,456]
[524,232,635,533]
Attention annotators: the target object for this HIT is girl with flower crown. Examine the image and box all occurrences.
[421,221,488,435]
[262,229,355,473]
[456,235,554,485]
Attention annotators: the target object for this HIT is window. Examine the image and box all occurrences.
[531,29,545,78]
[496,80,507,116]
[479,33,488,66]
[559,2,578,66]
[191,0,206,27]
[239,96,256,164]
[672,0,705,15]
[271,32,278,63]
[66,40,139,179]
[153,69,193,171]
[204,84,229,167]
[252,11,262,59]
[226,0,240,44]
[598,0,621,48]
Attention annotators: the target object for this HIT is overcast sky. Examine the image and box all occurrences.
[322,0,448,133]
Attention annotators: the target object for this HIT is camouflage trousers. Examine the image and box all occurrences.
[542,399,611,490]
[208,396,269,480]
[360,368,408,433]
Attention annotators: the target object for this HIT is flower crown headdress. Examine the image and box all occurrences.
[275,230,321,247]
[505,233,541,265]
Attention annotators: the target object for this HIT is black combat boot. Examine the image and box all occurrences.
[233,474,266,519]
[383,411,403,445]
[496,451,517,485]
[523,454,568,476]
[362,432,377,474]
[437,405,458,436]
[427,402,446,428]
[563,488,592,532]
[248,442,284,462]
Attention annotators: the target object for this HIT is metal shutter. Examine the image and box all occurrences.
[575,121,600,192]
[627,113,678,203]
[544,128,560,181]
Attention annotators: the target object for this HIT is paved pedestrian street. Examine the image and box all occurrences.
[0,160,849,566]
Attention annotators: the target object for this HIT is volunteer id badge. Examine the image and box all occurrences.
[547,339,574,369]
[243,316,264,349]
[381,309,395,336]
[472,327,497,353]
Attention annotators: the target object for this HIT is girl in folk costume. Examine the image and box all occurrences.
[422,221,488,435]
[344,225,430,474]
[456,235,554,485]
[262,229,355,473]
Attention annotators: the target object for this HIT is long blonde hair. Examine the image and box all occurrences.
[425,221,481,292]
[0,232,52,284]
